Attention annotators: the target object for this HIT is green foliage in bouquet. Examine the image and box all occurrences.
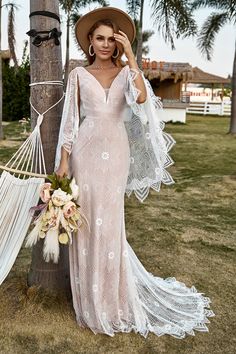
[47,172,73,196]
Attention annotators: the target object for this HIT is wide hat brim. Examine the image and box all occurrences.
[75,7,136,56]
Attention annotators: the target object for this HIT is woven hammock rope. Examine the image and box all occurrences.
[0,81,64,285]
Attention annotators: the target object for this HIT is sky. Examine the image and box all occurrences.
[1,0,235,77]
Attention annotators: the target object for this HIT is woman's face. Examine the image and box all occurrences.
[90,25,118,60]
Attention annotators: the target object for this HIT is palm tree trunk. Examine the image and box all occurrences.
[0,0,3,140]
[64,13,70,87]
[28,0,70,294]
[8,4,18,68]
[136,0,144,69]
[229,40,236,134]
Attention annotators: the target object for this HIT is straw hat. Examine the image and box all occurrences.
[75,7,136,55]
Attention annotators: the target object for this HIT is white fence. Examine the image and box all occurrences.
[186,101,231,116]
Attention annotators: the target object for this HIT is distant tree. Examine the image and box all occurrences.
[7,2,18,67]
[0,1,18,139]
[127,0,197,68]
[191,0,236,134]
[132,18,154,56]
[2,40,30,121]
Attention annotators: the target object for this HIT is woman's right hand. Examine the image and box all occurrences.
[55,160,69,179]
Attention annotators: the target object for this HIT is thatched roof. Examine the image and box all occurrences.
[68,59,230,85]
[69,59,192,83]
[142,61,192,83]
[188,66,230,84]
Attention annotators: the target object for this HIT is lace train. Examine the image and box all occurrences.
[125,241,215,339]
[75,239,215,339]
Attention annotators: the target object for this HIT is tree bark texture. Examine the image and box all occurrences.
[0,0,4,140]
[136,0,144,70]
[27,0,70,294]
[64,13,70,87]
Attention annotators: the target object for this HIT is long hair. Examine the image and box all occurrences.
[86,19,126,67]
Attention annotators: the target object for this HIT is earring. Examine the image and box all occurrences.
[112,48,119,58]
[89,44,95,56]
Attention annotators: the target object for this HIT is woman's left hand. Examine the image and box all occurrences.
[113,30,134,59]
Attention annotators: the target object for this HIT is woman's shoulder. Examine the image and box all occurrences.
[67,66,86,85]
[70,66,84,74]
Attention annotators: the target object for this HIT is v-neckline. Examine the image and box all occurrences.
[81,65,126,103]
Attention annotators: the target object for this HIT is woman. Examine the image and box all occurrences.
[54,7,215,338]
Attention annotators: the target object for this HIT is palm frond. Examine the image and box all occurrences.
[59,0,78,12]
[143,29,155,42]
[132,19,154,56]
[127,0,141,20]
[151,0,197,49]
[197,11,229,60]
[73,0,108,10]
[191,0,236,13]
[191,0,223,11]
[70,12,81,26]
[70,12,84,52]
[59,0,108,13]
[142,45,150,55]
[2,2,19,10]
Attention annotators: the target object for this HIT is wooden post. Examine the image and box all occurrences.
[229,40,236,134]
[220,101,224,116]
[27,0,70,294]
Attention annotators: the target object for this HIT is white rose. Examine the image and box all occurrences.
[70,177,79,200]
[51,188,72,207]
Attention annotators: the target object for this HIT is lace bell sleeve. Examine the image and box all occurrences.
[124,66,176,203]
[124,67,149,124]
[54,68,80,171]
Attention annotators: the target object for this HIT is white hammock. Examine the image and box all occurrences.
[0,83,64,285]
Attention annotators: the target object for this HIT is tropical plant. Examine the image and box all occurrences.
[0,1,18,140]
[132,18,154,56]
[191,0,236,134]
[2,40,30,121]
[127,0,197,68]
[59,0,108,86]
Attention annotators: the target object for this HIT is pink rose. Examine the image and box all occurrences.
[63,201,76,218]
[40,183,52,203]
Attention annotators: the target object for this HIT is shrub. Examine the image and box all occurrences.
[2,46,30,121]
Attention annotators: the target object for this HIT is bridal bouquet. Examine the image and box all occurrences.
[25,172,89,263]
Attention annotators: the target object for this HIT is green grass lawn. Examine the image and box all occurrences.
[0,115,235,354]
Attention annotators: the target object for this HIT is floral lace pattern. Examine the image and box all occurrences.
[124,67,176,202]
[54,65,215,338]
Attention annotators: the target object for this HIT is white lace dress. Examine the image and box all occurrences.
[55,65,215,338]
